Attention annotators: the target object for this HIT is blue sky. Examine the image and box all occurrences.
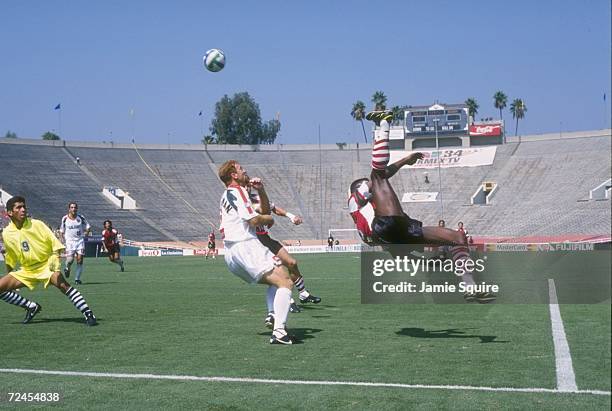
[2,0,610,145]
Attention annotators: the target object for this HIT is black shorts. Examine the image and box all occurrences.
[371,214,424,244]
[107,245,120,255]
[208,242,215,250]
[257,233,283,255]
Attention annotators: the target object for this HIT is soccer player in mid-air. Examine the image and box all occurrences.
[0,196,97,325]
[348,111,495,303]
[101,220,125,272]
[218,160,296,344]
[248,189,322,326]
[60,202,91,285]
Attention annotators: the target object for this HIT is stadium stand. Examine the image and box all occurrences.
[0,130,609,243]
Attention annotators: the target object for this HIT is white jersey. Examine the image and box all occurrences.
[60,214,91,243]
[220,184,259,243]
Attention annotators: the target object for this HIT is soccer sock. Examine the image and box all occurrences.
[293,275,310,298]
[65,256,74,272]
[273,287,291,334]
[371,119,390,170]
[450,245,476,286]
[75,263,84,281]
[65,286,93,316]
[266,285,277,314]
[0,291,37,309]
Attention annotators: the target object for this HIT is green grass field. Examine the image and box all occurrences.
[0,254,609,410]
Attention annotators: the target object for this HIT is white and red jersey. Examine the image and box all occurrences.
[219,184,259,243]
[348,194,375,245]
[248,190,275,235]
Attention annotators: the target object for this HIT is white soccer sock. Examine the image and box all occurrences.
[371,120,390,170]
[75,263,84,281]
[273,287,292,332]
[266,285,277,313]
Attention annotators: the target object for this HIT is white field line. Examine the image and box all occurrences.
[0,368,609,396]
[548,278,578,392]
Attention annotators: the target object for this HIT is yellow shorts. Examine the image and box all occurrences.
[9,257,61,291]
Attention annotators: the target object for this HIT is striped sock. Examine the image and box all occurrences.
[450,245,475,286]
[293,276,310,299]
[65,286,92,316]
[371,120,390,170]
[0,291,37,309]
[293,276,305,292]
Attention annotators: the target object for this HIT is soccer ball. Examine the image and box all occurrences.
[203,49,226,72]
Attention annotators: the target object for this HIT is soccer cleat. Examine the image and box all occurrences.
[270,330,293,345]
[120,262,125,272]
[63,268,70,278]
[299,294,322,304]
[289,301,301,313]
[22,304,42,324]
[463,292,476,303]
[366,110,393,125]
[84,311,97,326]
[75,279,82,285]
[264,313,275,329]
[476,292,496,304]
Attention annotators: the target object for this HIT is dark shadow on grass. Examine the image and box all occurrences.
[258,327,323,344]
[396,327,509,343]
[297,304,337,310]
[28,317,102,325]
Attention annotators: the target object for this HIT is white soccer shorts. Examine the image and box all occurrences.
[224,238,280,284]
[65,239,86,256]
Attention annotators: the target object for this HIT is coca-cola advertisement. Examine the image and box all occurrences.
[469,123,502,136]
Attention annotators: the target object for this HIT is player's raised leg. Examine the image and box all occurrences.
[367,111,405,217]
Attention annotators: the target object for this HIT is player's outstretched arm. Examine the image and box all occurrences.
[272,206,302,225]
[385,152,424,178]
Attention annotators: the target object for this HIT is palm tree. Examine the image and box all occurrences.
[510,98,527,136]
[351,100,368,143]
[391,105,405,126]
[465,98,479,123]
[493,91,507,121]
[371,91,387,111]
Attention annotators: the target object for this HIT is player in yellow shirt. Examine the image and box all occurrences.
[0,196,97,325]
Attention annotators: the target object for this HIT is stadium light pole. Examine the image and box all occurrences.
[433,117,444,218]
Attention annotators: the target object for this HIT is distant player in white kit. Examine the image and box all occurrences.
[218,160,296,345]
[60,202,91,285]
